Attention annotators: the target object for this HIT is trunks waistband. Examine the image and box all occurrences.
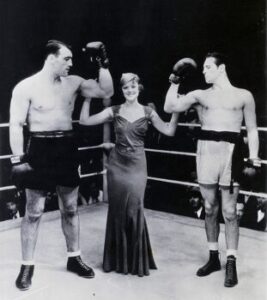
[29,130,74,138]
[198,130,241,144]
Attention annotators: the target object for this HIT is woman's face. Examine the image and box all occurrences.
[122,80,139,102]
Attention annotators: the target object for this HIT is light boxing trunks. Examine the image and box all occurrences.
[196,130,244,192]
[24,130,80,190]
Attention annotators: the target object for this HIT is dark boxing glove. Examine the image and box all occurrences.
[10,155,34,189]
[82,41,109,69]
[169,58,197,84]
[243,158,261,178]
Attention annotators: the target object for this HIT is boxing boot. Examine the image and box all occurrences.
[67,256,95,278]
[15,265,34,290]
[224,255,238,287]
[196,250,221,276]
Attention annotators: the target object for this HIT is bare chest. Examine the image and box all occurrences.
[29,81,77,111]
[200,91,244,111]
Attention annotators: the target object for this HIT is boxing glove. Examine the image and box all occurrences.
[243,158,261,178]
[83,41,109,69]
[169,58,197,84]
[10,155,34,189]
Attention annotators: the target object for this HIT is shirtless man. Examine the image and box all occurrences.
[164,53,260,287]
[9,40,114,290]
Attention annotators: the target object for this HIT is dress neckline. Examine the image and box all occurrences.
[117,105,146,124]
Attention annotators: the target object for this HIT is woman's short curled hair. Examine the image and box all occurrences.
[120,73,144,92]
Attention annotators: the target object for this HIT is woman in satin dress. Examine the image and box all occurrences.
[80,73,178,276]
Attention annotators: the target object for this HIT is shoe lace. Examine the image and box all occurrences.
[226,259,235,277]
[22,266,31,281]
[76,257,91,271]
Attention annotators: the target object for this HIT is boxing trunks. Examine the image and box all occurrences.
[196,130,244,192]
[23,130,80,190]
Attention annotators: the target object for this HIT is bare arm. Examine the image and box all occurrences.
[9,83,30,155]
[79,99,112,126]
[150,110,179,136]
[243,92,259,159]
[80,68,114,99]
[164,83,199,113]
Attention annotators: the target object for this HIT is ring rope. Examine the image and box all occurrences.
[144,149,267,165]
[78,145,103,151]
[177,122,267,132]
[0,145,104,160]
[0,170,106,192]
[1,121,267,132]
[0,171,266,199]
[0,122,266,197]
[1,148,266,165]
[147,176,267,199]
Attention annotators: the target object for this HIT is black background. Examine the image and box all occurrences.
[0,0,266,197]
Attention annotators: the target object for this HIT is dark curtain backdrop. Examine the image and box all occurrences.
[0,0,266,187]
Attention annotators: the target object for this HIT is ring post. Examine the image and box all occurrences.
[102,98,111,203]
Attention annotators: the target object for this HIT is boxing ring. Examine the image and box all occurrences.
[0,121,266,198]
[0,121,266,300]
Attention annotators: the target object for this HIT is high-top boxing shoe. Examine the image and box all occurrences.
[67,256,95,278]
[196,250,221,276]
[224,255,238,287]
[15,265,34,290]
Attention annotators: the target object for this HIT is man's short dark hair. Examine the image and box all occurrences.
[205,52,228,67]
[43,40,71,61]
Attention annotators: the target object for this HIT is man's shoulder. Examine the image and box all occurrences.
[230,86,250,95]
[13,74,38,93]
[187,88,207,100]
[66,74,83,82]
[233,87,253,101]
[64,75,85,90]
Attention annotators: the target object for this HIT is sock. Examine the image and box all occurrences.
[67,250,81,258]
[226,249,237,258]
[21,260,34,266]
[208,242,219,251]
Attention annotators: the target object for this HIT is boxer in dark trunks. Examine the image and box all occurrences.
[9,40,113,290]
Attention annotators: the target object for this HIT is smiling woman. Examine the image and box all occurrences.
[79,72,179,276]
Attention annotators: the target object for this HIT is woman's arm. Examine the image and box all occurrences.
[79,98,112,126]
[150,110,179,136]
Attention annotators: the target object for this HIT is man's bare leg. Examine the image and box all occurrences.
[57,185,80,252]
[57,185,95,278]
[196,184,221,276]
[221,185,239,287]
[16,189,46,291]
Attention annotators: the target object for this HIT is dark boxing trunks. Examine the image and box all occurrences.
[24,130,80,190]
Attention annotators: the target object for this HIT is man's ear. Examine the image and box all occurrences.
[219,64,226,73]
[47,54,56,63]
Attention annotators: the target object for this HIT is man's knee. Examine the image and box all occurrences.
[25,207,44,223]
[204,201,219,217]
[60,203,78,218]
[222,207,237,222]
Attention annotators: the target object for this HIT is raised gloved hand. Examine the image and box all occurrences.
[10,155,34,189]
[82,41,109,69]
[169,58,197,84]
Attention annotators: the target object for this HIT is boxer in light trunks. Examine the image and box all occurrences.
[9,40,113,290]
[164,52,260,287]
